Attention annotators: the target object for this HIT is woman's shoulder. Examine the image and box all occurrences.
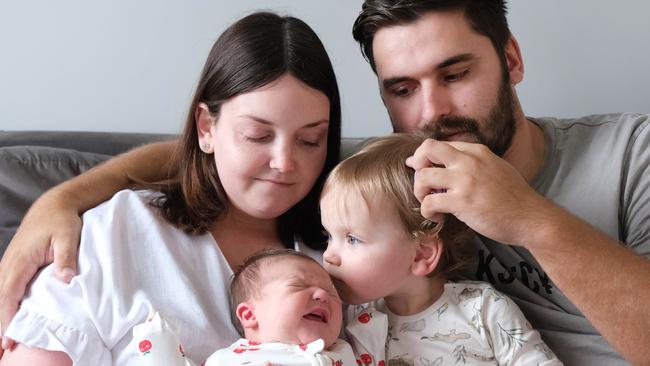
[82,189,165,229]
[79,189,203,259]
[87,189,161,215]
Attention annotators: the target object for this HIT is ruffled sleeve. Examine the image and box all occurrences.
[6,294,111,365]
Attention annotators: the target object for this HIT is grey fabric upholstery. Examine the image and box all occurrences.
[0,130,367,256]
[0,131,175,156]
[0,146,111,248]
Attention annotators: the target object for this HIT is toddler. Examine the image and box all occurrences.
[320,133,562,366]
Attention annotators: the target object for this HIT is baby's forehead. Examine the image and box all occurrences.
[262,256,331,283]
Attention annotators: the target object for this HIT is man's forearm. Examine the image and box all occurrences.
[526,204,650,365]
[47,140,177,214]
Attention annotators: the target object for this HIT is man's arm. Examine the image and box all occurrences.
[528,202,650,365]
[407,139,650,365]
[0,140,177,353]
[48,139,178,213]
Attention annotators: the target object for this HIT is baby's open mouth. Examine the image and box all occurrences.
[303,309,328,323]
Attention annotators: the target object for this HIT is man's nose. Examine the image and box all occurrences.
[419,84,451,130]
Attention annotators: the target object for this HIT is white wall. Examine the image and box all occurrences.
[509,1,650,119]
[1,1,648,137]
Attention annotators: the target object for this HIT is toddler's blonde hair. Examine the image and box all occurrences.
[322,133,475,278]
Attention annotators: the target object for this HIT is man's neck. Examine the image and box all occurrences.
[503,112,546,183]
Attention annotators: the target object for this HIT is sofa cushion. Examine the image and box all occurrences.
[0,131,176,156]
[0,146,110,254]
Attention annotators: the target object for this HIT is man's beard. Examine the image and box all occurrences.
[417,79,517,157]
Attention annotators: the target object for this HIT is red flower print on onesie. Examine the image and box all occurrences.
[139,340,152,355]
[360,353,373,365]
[378,360,385,366]
[358,312,372,324]
[335,360,343,366]
[233,348,246,354]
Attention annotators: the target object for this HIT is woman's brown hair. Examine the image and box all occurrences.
[151,12,341,250]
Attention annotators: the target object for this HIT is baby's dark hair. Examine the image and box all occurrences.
[229,248,322,336]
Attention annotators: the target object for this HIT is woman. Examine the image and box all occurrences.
[0,11,340,365]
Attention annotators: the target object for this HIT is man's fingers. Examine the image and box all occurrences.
[407,138,494,171]
[2,336,15,351]
[52,235,80,284]
[407,139,447,170]
[406,139,469,170]
[0,254,38,350]
[412,165,456,203]
[420,191,450,222]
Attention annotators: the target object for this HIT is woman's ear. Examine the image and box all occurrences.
[196,102,214,153]
[411,235,444,277]
[236,302,258,331]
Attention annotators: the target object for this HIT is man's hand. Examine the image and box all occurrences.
[0,192,82,355]
[406,138,551,247]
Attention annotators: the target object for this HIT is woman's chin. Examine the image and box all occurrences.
[252,206,293,219]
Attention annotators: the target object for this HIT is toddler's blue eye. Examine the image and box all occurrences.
[346,234,361,245]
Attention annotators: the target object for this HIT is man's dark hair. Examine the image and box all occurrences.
[352,0,511,73]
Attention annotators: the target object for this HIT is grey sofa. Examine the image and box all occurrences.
[0,131,366,256]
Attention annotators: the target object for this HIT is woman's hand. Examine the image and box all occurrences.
[0,190,82,354]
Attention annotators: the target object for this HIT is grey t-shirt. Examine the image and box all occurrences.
[469,113,650,365]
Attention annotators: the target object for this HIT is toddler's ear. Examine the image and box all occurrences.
[236,302,258,330]
[411,235,443,277]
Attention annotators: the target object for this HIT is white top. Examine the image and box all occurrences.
[6,189,318,365]
[346,281,562,366]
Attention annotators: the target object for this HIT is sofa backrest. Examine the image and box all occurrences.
[0,131,368,256]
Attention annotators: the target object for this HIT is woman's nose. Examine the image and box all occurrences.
[269,141,295,173]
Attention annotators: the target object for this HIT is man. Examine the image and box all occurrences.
[351,1,649,365]
[1,1,648,364]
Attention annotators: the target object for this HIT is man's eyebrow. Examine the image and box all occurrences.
[436,53,476,70]
[381,53,477,89]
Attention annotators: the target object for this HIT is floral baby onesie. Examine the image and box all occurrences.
[346,281,563,366]
[132,312,357,366]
